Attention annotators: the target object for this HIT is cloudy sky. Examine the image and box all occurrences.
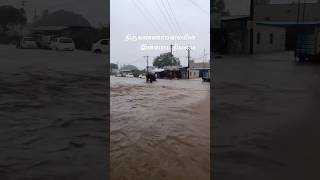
[111,0,210,69]
[0,0,109,27]
[224,0,318,15]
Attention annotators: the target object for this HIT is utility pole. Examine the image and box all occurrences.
[302,0,306,22]
[297,0,301,23]
[20,0,27,37]
[170,44,174,66]
[295,0,302,61]
[33,8,37,27]
[203,49,207,68]
[249,0,254,54]
[144,56,149,74]
[187,46,191,79]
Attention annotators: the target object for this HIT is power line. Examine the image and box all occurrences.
[131,0,161,33]
[135,0,168,35]
[155,0,177,35]
[159,0,181,35]
[187,0,209,15]
[165,0,184,35]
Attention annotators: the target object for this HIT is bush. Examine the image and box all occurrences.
[131,69,144,77]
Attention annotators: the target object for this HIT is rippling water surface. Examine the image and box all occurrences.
[111,77,210,180]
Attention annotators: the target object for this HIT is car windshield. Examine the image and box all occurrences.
[23,37,35,41]
[60,38,73,43]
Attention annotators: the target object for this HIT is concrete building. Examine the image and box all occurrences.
[189,61,210,79]
[213,15,286,54]
[254,0,320,22]
[213,0,320,54]
[253,0,320,50]
[251,23,286,53]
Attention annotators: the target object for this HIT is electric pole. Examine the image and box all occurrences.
[20,0,27,37]
[170,44,174,66]
[144,56,149,74]
[170,44,174,54]
[33,8,37,27]
[297,0,301,23]
[249,0,254,54]
[187,46,191,79]
[302,0,306,22]
[203,48,209,70]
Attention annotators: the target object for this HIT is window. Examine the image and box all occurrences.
[194,72,196,76]
[270,33,274,44]
[257,32,261,45]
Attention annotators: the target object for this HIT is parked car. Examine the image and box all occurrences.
[202,70,211,82]
[92,39,109,53]
[36,35,56,49]
[115,73,122,77]
[295,30,320,62]
[138,74,145,78]
[17,37,37,49]
[125,73,134,78]
[50,37,75,51]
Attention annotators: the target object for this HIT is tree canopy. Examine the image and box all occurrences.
[110,63,118,69]
[153,52,180,68]
[36,10,91,27]
[211,0,230,15]
[0,5,26,34]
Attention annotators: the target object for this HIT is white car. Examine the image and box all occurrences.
[126,73,134,78]
[92,39,109,53]
[138,74,145,78]
[50,37,75,51]
[17,37,37,49]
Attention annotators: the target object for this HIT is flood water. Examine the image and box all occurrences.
[110,76,210,180]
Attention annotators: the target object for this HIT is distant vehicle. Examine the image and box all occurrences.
[17,37,37,49]
[139,74,145,78]
[115,73,122,77]
[295,30,320,62]
[202,70,211,82]
[125,73,134,78]
[50,37,75,51]
[92,39,109,53]
[36,35,55,49]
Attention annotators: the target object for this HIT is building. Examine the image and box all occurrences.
[254,0,320,22]
[213,0,320,54]
[189,61,210,79]
[253,0,320,50]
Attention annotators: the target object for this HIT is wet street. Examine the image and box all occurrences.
[213,52,320,180]
[110,77,210,180]
[0,45,107,180]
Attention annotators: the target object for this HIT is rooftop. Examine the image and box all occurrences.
[257,21,320,26]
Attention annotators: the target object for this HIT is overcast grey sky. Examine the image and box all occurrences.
[224,0,318,15]
[111,0,210,69]
[0,0,109,27]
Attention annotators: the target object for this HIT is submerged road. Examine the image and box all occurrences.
[110,77,210,180]
[213,52,320,180]
[0,45,108,180]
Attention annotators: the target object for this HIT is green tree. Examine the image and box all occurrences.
[0,5,26,35]
[211,0,230,15]
[36,9,91,27]
[131,69,144,77]
[153,52,180,68]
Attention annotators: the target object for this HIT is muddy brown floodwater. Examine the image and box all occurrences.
[110,77,210,180]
